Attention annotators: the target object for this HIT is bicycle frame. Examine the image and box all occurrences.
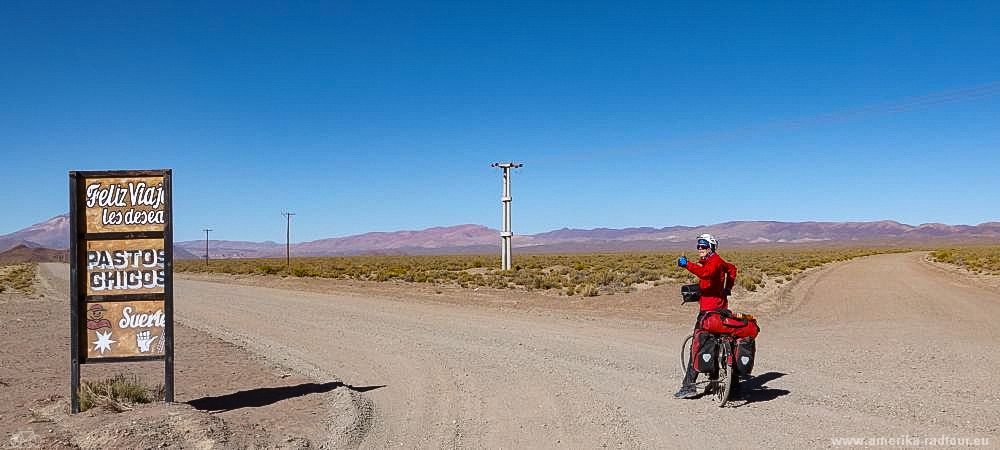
[681,332,737,407]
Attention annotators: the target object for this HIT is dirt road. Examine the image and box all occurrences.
[40,252,999,447]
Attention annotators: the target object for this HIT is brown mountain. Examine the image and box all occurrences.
[173,247,200,260]
[174,240,283,259]
[291,224,532,256]
[0,214,223,260]
[210,220,998,256]
[525,220,1000,246]
[0,214,69,252]
[3,214,998,258]
[0,244,68,263]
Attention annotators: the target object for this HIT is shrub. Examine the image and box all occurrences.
[931,247,1000,275]
[737,270,763,292]
[79,373,163,412]
[291,266,319,277]
[0,263,36,294]
[258,264,282,275]
[578,283,599,297]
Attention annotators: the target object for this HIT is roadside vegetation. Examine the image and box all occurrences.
[0,263,37,294]
[79,373,164,412]
[177,248,909,296]
[930,246,1000,275]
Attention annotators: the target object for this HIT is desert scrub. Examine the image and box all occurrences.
[0,263,36,294]
[79,373,164,412]
[737,269,764,292]
[931,247,1000,275]
[577,283,599,297]
[176,247,909,297]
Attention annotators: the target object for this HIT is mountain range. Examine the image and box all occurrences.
[1,214,998,259]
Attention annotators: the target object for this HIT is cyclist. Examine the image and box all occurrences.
[674,233,739,399]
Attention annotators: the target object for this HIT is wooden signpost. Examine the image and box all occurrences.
[69,170,174,413]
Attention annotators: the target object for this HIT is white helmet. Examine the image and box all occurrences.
[697,233,718,251]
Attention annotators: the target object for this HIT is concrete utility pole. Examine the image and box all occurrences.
[491,162,523,270]
[282,212,295,269]
[202,228,212,265]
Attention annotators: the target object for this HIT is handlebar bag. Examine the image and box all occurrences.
[680,284,701,303]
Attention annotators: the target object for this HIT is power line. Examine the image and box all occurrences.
[202,228,212,266]
[282,212,295,269]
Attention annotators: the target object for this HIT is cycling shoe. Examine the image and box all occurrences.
[673,385,698,399]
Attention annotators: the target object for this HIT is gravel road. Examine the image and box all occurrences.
[41,252,1000,447]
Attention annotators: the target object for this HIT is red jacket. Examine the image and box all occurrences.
[684,252,737,311]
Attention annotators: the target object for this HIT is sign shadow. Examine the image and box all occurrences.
[188,381,385,412]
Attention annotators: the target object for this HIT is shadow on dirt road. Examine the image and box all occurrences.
[735,371,790,406]
[189,381,385,412]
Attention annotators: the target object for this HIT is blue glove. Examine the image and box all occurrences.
[678,256,688,267]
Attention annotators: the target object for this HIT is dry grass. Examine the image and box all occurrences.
[177,247,910,297]
[930,246,1000,275]
[0,263,37,294]
[79,373,164,412]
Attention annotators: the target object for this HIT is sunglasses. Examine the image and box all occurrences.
[697,244,710,250]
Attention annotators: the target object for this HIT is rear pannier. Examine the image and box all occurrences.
[691,330,718,373]
[735,336,756,376]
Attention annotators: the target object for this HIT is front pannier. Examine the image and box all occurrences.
[691,330,718,373]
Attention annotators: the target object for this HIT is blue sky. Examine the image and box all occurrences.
[2,1,998,242]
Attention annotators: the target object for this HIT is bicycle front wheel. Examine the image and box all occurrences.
[716,341,735,407]
[680,334,693,376]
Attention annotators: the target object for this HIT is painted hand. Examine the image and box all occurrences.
[136,330,159,352]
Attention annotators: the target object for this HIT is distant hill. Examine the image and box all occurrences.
[2,214,998,257]
[291,224,523,256]
[0,214,69,252]
[0,214,221,261]
[173,247,200,260]
[171,220,1000,257]
[0,244,68,264]
[174,239,283,259]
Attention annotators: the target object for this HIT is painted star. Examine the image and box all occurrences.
[93,330,116,354]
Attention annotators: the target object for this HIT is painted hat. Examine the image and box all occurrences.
[88,304,106,312]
